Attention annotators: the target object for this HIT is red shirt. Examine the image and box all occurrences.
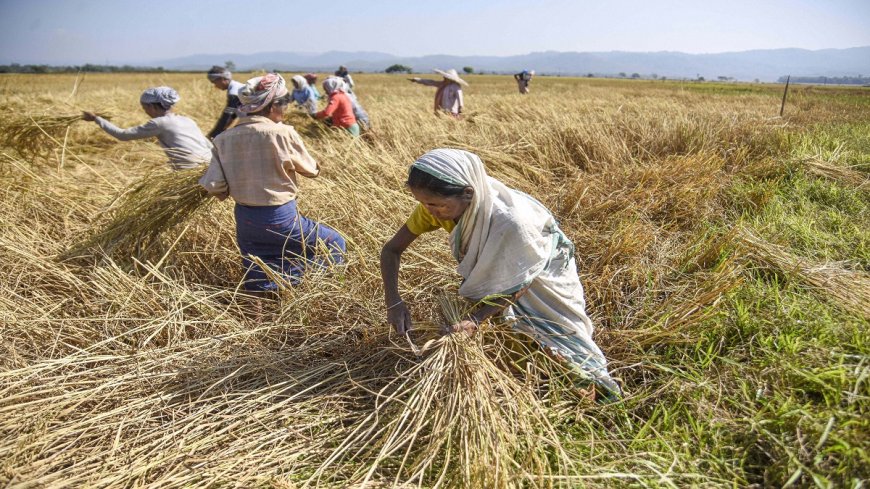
[316,92,356,128]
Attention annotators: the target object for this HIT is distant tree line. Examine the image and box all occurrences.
[778,75,868,85]
[385,64,413,74]
[0,63,165,74]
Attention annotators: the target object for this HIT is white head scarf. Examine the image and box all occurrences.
[207,69,232,82]
[139,86,180,109]
[411,149,555,299]
[322,76,345,95]
[238,73,289,114]
[291,75,309,90]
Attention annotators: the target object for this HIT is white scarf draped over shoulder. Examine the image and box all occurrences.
[411,149,557,300]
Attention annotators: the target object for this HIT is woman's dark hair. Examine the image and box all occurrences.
[406,167,469,197]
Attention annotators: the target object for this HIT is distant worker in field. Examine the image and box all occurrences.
[315,77,361,136]
[199,73,346,292]
[334,66,354,92]
[342,79,371,130]
[206,65,245,138]
[380,148,621,401]
[303,73,322,99]
[514,69,535,94]
[82,86,212,171]
[409,69,467,118]
[291,75,320,115]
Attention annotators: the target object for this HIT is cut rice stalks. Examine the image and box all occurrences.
[62,167,212,261]
[736,227,870,318]
[1,112,110,159]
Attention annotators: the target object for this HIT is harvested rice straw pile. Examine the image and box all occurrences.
[736,227,870,318]
[802,158,869,189]
[0,290,587,488]
[63,167,212,259]
[308,295,577,487]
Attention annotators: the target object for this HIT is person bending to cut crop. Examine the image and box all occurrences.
[380,148,620,400]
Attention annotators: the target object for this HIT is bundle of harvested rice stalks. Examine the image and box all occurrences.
[307,294,578,488]
[0,112,110,159]
[736,227,870,318]
[62,167,212,260]
[802,158,869,189]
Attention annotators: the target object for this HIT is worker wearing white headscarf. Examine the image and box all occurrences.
[207,67,232,82]
[139,86,181,110]
[82,86,211,170]
[381,148,620,400]
[291,75,319,115]
[315,76,359,136]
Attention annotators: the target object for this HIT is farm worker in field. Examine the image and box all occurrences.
[315,77,361,136]
[82,87,212,171]
[342,79,371,130]
[304,73,322,99]
[409,69,466,117]
[380,149,621,401]
[206,65,245,138]
[199,73,346,292]
[334,66,354,92]
[514,69,534,94]
[291,75,319,115]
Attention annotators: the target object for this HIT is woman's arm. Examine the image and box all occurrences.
[409,78,441,87]
[449,286,530,334]
[380,225,419,335]
[315,95,339,119]
[89,114,161,141]
[280,128,319,178]
[198,148,229,200]
[208,94,241,139]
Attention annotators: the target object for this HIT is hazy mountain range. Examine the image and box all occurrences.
[152,47,870,82]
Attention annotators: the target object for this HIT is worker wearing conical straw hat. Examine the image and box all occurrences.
[206,65,245,139]
[381,149,621,401]
[82,86,212,171]
[199,73,346,292]
[409,69,467,117]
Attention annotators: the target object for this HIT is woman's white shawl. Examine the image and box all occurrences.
[412,148,619,395]
[412,149,556,300]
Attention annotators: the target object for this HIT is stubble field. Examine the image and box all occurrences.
[0,72,868,487]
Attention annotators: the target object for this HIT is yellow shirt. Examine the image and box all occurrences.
[405,204,457,235]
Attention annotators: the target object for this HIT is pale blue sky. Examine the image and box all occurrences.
[1,0,868,64]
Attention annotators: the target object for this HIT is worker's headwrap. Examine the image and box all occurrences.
[238,73,289,114]
[322,76,345,95]
[291,75,309,90]
[304,73,318,85]
[140,87,180,110]
[410,148,554,299]
[207,67,232,82]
